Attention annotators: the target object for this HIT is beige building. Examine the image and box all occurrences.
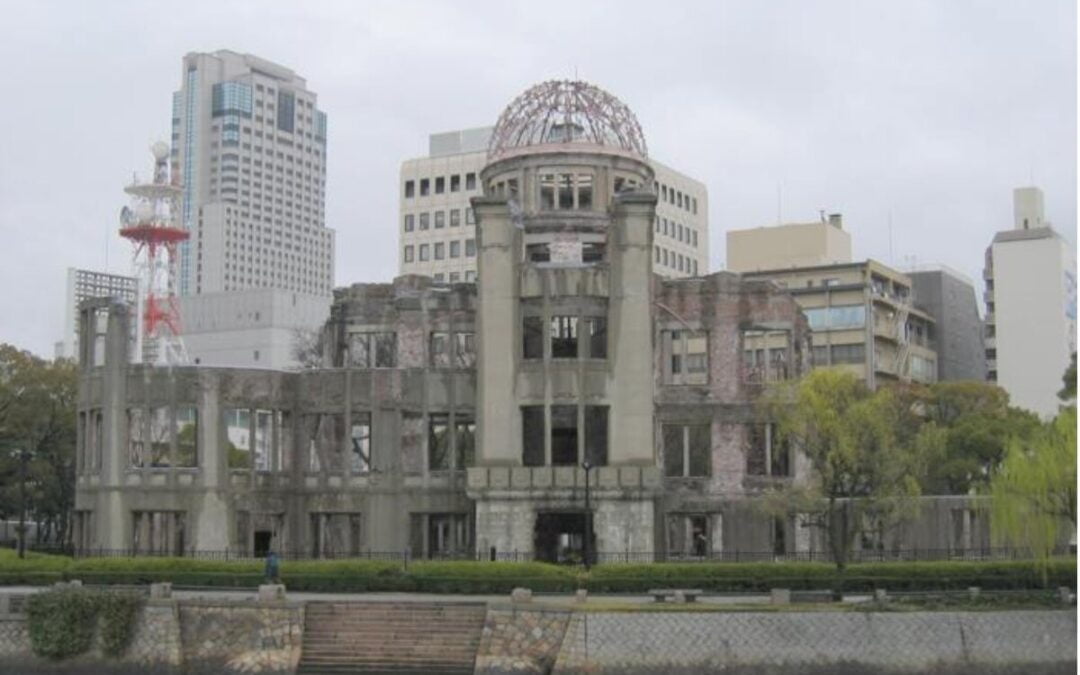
[399,127,709,282]
[726,214,852,273]
[729,219,936,388]
[983,187,1077,418]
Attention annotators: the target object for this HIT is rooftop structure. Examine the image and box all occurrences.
[488,80,647,160]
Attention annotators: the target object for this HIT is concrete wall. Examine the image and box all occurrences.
[988,229,1076,417]
[911,269,985,382]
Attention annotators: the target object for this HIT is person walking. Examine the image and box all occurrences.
[264,550,281,584]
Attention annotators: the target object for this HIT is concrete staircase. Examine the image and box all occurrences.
[297,601,487,674]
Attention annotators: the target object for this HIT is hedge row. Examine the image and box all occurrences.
[0,551,1073,594]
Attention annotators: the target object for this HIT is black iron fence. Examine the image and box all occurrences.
[16,543,1070,564]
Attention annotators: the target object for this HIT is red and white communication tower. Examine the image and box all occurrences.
[119,142,188,365]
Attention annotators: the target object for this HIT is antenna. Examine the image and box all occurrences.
[888,211,894,264]
[776,182,782,225]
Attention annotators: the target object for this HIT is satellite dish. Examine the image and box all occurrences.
[150,141,170,161]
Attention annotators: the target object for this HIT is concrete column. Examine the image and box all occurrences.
[609,192,657,465]
[474,197,521,466]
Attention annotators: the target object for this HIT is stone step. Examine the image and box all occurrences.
[299,602,484,673]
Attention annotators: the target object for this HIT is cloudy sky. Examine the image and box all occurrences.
[0,0,1075,357]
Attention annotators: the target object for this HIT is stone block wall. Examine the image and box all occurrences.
[179,600,304,673]
[475,606,571,674]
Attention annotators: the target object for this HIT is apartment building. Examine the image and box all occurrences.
[729,218,937,388]
[983,187,1077,417]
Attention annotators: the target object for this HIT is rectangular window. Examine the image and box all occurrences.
[522,406,545,466]
[551,316,578,358]
[225,408,250,469]
[129,408,146,468]
[558,174,574,209]
[584,406,608,466]
[435,211,445,228]
[831,343,865,364]
[435,176,445,194]
[523,316,544,359]
[253,409,272,471]
[587,317,607,358]
[419,212,430,230]
[667,330,708,384]
[434,242,445,260]
[348,332,397,368]
[404,180,415,198]
[175,407,198,468]
[429,413,450,470]
[450,209,461,227]
[465,172,477,190]
[466,208,475,225]
[551,405,578,465]
[664,423,711,477]
[420,178,430,196]
[449,240,460,258]
[455,332,476,367]
[539,174,556,210]
[455,417,475,468]
[404,245,414,263]
[419,244,430,261]
[149,407,171,466]
[667,514,710,558]
[465,238,476,256]
[577,174,593,209]
[430,331,451,367]
[404,214,414,232]
[351,413,371,473]
[450,174,461,192]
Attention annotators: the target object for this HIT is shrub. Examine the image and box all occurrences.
[97,592,143,656]
[586,560,1077,593]
[26,588,99,659]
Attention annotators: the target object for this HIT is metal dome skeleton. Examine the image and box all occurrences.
[487,80,648,160]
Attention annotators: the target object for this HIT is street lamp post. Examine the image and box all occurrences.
[581,459,594,570]
[14,449,29,559]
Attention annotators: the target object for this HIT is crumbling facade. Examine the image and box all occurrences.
[74,80,987,561]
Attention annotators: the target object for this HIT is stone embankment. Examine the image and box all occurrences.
[0,586,1075,673]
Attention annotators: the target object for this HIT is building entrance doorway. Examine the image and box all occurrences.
[253,530,273,557]
[534,511,593,564]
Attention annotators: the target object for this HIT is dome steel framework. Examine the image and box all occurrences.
[487,80,647,160]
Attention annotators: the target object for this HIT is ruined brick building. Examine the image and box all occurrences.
[73,81,982,560]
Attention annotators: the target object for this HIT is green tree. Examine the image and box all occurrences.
[760,369,937,583]
[919,381,1040,495]
[1059,351,1076,404]
[0,345,77,546]
[989,406,1077,577]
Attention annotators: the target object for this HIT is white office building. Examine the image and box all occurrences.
[169,50,335,367]
[56,267,139,362]
[399,127,709,282]
[983,187,1077,418]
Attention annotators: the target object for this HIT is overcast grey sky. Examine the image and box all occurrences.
[0,0,1075,357]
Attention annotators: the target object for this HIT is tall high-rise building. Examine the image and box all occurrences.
[908,266,985,382]
[398,126,709,282]
[56,267,139,362]
[983,187,1076,417]
[169,50,335,367]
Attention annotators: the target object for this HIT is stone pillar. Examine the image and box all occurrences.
[474,196,520,467]
[608,192,656,466]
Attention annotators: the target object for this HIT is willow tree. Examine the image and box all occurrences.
[990,406,1077,575]
[760,369,938,582]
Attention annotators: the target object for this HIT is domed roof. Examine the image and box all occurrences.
[487,80,647,160]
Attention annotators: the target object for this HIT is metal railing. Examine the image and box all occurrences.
[19,544,1068,564]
